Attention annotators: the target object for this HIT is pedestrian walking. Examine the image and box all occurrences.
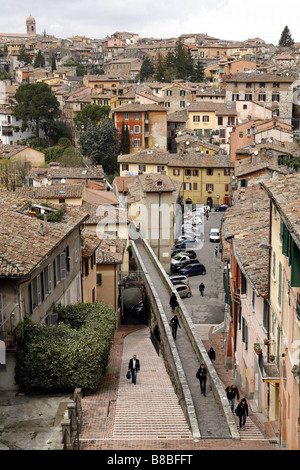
[215,246,218,257]
[207,347,216,364]
[196,363,207,396]
[128,354,140,385]
[219,243,223,254]
[170,315,181,340]
[206,212,209,221]
[235,398,248,428]
[199,282,205,297]
[225,384,240,412]
[169,292,178,313]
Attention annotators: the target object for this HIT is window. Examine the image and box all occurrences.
[246,82,252,88]
[272,93,280,102]
[185,169,191,176]
[157,165,164,172]
[192,169,198,176]
[245,93,252,101]
[241,272,247,294]
[180,101,185,108]
[134,113,140,120]
[219,128,225,138]
[259,82,265,88]
[43,265,52,295]
[203,115,209,122]
[139,164,146,172]
[228,116,235,126]
[258,93,266,102]
[124,113,130,120]
[193,115,200,122]
[184,182,191,190]
[240,179,248,187]
[273,82,280,88]
[263,299,269,330]
[225,184,229,192]
[166,90,172,96]
[180,90,186,96]
[32,275,42,308]
[218,116,223,126]
[122,164,129,171]
[273,108,280,117]
[224,168,230,176]
[173,169,180,176]
[133,125,141,133]
[134,139,140,148]
[272,251,276,279]
[206,183,214,191]
[97,273,102,286]
[232,93,239,101]
[193,183,198,190]
[278,261,282,307]
[206,168,213,175]
[242,317,248,350]
[165,102,170,107]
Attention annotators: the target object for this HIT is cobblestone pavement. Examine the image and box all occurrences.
[79,325,280,451]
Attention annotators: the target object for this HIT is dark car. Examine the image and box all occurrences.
[171,249,197,258]
[175,239,198,249]
[214,204,229,212]
[174,258,200,272]
[178,263,206,276]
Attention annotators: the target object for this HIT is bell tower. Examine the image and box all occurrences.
[26,14,36,37]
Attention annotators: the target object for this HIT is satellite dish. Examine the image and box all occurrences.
[187,102,191,106]
[254,151,258,155]
[186,141,189,145]
[61,178,66,183]
[178,131,182,135]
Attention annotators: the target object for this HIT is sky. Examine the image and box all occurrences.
[0,0,299,45]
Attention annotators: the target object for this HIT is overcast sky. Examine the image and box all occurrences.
[0,0,298,45]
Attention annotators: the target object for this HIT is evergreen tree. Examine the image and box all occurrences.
[139,57,154,82]
[192,59,205,82]
[34,50,45,68]
[51,54,57,72]
[154,54,166,82]
[279,26,294,47]
[18,46,32,65]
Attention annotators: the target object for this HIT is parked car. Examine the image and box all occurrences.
[171,254,193,267]
[177,234,197,242]
[210,228,220,242]
[171,249,197,258]
[175,239,199,249]
[178,263,206,276]
[174,258,200,272]
[171,251,196,260]
[174,283,192,298]
[169,274,189,286]
[214,204,229,212]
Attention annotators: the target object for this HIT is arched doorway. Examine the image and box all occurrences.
[206,197,213,208]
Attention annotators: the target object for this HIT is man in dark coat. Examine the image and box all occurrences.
[128,354,140,385]
[236,398,249,428]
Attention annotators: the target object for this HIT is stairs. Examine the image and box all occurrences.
[112,329,192,440]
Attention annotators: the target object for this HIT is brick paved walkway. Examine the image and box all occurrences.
[79,325,279,450]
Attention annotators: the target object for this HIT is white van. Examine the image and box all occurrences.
[210,228,220,242]
[169,274,189,286]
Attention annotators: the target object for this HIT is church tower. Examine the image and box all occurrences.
[26,14,36,37]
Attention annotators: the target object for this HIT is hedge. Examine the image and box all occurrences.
[15,301,116,392]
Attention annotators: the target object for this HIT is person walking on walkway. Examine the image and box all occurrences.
[196,363,207,396]
[215,246,218,257]
[170,315,181,340]
[225,384,240,412]
[128,354,140,385]
[235,397,248,428]
[207,347,216,364]
[169,292,178,313]
[199,282,205,297]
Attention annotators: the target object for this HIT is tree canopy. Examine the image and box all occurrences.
[139,57,155,82]
[10,82,61,138]
[278,26,294,47]
[74,103,111,130]
[154,39,202,82]
[34,49,45,68]
[79,118,119,177]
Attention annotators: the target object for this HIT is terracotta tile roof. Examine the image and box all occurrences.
[260,174,300,246]
[118,147,233,168]
[112,102,167,113]
[226,72,295,82]
[81,231,101,258]
[138,173,176,192]
[114,176,136,193]
[0,189,89,278]
[85,188,118,206]
[15,184,84,199]
[81,202,129,225]
[96,237,126,264]
[222,185,270,296]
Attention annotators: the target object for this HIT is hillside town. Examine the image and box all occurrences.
[0,15,300,452]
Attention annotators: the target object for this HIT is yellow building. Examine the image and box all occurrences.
[186,102,216,138]
[118,147,233,206]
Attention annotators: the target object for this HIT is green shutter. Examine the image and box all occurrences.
[282,222,289,256]
[291,241,300,287]
[198,129,202,136]
[278,261,282,307]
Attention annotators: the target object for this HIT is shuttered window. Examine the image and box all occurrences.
[291,241,300,287]
[278,261,282,307]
